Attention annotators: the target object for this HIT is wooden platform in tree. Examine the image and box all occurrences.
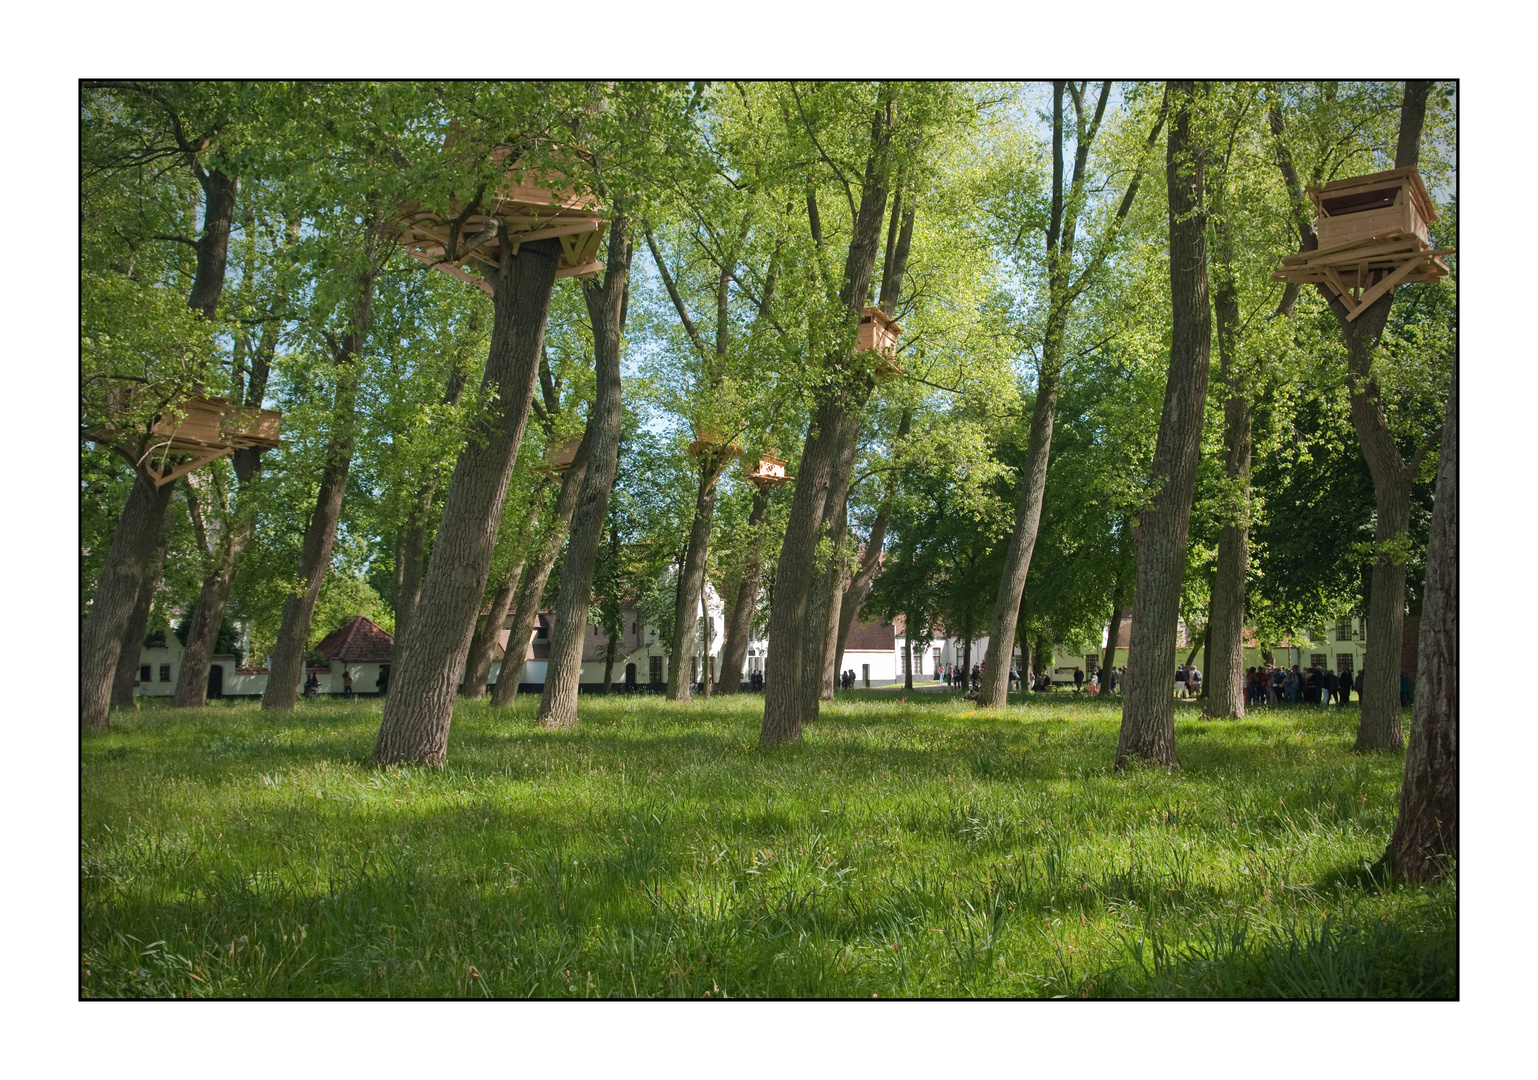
[539,434,584,476]
[396,149,608,293]
[87,385,282,487]
[1271,166,1455,321]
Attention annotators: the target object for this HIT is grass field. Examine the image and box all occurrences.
[80,690,1455,998]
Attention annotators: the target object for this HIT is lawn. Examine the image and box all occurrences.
[80,690,1455,998]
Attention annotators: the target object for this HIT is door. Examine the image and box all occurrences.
[207,663,223,699]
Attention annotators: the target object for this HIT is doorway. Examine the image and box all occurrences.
[207,664,223,699]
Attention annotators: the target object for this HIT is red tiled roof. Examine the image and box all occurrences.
[315,615,394,663]
[845,619,895,652]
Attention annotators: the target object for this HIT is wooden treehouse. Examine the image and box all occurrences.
[541,435,583,476]
[857,306,904,379]
[1272,166,1454,322]
[396,145,608,294]
[744,452,790,487]
[88,385,282,488]
[687,426,742,463]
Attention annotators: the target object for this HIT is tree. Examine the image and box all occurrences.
[536,209,634,728]
[1115,81,1213,770]
[1385,351,1455,881]
[1270,80,1450,750]
[80,81,245,731]
[975,81,1168,709]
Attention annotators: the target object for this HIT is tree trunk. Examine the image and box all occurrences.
[1386,354,1456,880]
[761,99,894,745]
[717,486,770,695]
[761,397,846,743]
[803,413,861,714]
[1116,81,1211,770]
[111,529,170,707]
[1101,588,1127,696]
[188,171,237,320]
[395,362,472,644]
[173,509,252,708]
[1204,209,1252,721]
[369,239,562,761]
[834,411,909,680]
[668,459,721,702]
[537,219,633,729]
[82,473,176,730]
[260,391,356,711]
[462,563,521,700]
[493,442,590,707]
[977,363,1062,707]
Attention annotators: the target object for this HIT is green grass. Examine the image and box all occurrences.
[81,691,1454,998]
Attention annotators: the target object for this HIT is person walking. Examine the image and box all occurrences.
[1074,666,1084,693]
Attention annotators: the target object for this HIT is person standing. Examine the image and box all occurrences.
[1337,666,1353,705]
[1074,667,1084,693]
[1188,666,1201,700]
[342,669,354,698]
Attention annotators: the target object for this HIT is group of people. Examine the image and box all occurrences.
[839,669,861,690]
[1242,664,1353,706]
[939,663,982,691]
[1174,665,1202,698]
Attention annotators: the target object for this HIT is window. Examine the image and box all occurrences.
[1086,654,1098,671]
[1336,654,1354,672]
[139,665,151,683]
[933,649,942,672]
[159,664,171,682]
[1310,654,1328,669]
[534,625,548,639]
[1310,626,1326,644]
[1336,619,1353,642]
[648,656,663,684]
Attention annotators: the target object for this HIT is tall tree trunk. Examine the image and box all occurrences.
[370,239,563,762]
[977,360,1062,707]
[761,95,894,745]
[1386,354,1456,880]
[493,440,590,707]
[82,473,176,730]
[111,530,170,707]
[261,227,382,712]
[803,414,861,713]
[717,486,770,695]
[537,218,633,729]
[1101,575,1127,693]
[1204,209,1252,720]
[462,562,522,700]
[1116,81,1212,770]
[395,363,472,644]
[173,503,252,707]
[977,82,1165,710]
[260,373,358,711]
[668,458,721,702]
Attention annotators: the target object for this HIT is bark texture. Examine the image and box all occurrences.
[370,239,562,762]
[1116,82,1211,770]
[717,486,771,694]
[1386,355,1456,881]
[81,474,176,730]
[537,218,632,729]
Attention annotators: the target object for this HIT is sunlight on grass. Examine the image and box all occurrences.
[81,692,1454,998]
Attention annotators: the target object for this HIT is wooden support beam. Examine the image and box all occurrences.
[1346,252,1431,322]
[1323,265,1359,310]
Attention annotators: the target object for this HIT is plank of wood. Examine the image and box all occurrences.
[1345,253,1430,322]
[1322,266,1359,309]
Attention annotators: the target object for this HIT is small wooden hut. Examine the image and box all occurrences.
[1272,166,1454,321]
[744,452,790,487]
[687,426,742,463]
[396,144,608,294]
[856,306,904,379]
